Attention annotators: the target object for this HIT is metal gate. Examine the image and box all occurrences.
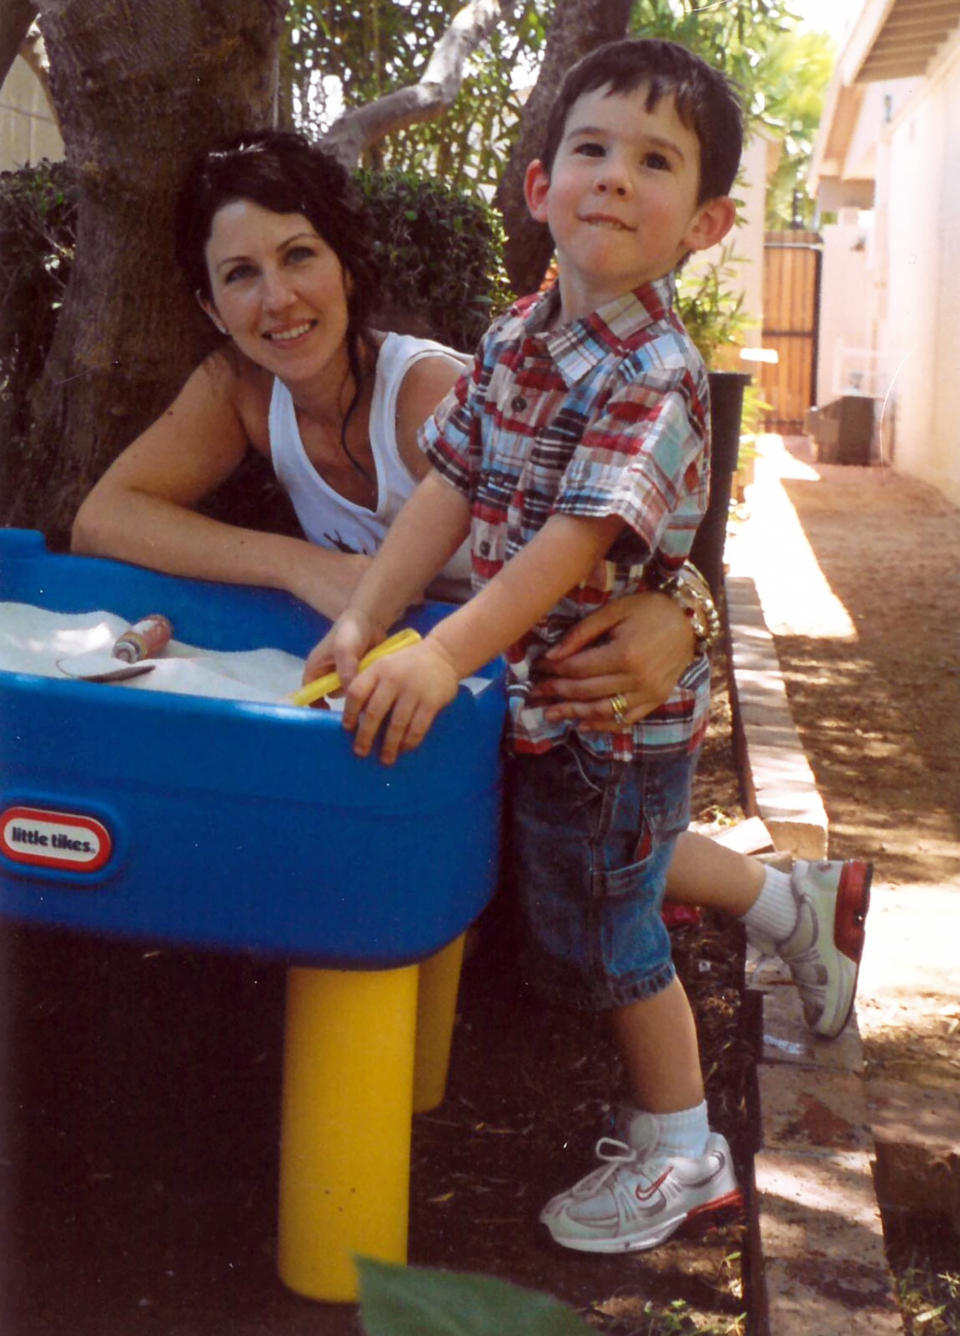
[759,230,822,431]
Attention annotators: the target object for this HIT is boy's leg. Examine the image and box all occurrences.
[507,745,741,1254]
[609,976,702,1113]
[666,831,764,914]
[666,831,872,1039]
[541,977,741,1254]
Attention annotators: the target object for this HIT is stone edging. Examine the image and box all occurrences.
[724,574,904,1336]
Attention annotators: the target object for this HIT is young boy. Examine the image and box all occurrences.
[306,38,869,1253]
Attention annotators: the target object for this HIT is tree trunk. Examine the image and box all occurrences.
[494,0,633,296]
[11,0,288,546]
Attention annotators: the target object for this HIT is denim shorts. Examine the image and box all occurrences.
[504,739,698,1010]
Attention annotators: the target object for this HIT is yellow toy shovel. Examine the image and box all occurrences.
[288,628,422,708]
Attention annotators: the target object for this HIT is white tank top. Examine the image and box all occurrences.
[269,332,473,600]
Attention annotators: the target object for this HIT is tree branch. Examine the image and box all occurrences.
[320,0,511,167]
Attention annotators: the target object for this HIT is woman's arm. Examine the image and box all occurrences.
[71,355,372,619]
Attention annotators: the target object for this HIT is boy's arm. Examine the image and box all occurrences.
[427,512,624,677]
[345,511,623,763]
[302,468,471,685]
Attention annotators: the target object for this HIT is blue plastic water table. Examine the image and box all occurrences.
[0,528,506,1301]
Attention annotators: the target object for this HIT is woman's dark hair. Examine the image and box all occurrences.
[540,38,743,205]
[175,129,379,321]
[174,131,381,482]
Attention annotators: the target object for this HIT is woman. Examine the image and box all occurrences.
[71,131,868,1037]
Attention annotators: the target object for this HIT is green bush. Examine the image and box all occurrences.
[0,158,77,463]
[357,168,512,352]
[675,243,748,369]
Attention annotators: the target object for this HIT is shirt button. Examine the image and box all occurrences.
[479,540,490,556]
[511,395,527,412]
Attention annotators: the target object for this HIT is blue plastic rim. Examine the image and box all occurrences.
[0,531,506,966]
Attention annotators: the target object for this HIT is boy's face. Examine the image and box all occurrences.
[525,82,734,322]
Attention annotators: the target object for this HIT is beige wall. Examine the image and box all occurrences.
[881,38,960,506]
[812,27,960,508]
[732,132,768,341]
[816,208,878,402]
[1,56,63,169]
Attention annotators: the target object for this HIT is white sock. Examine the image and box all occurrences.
[622,1101,710,1159]
[742,865,797,944]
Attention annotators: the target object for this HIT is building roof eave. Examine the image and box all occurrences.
[842,0,960,83]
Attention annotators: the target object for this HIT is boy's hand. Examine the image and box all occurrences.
[344,638,460,764]
[302,610,385,689]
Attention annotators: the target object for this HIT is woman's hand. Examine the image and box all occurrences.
[531,591,696,731]
[302,608,385,689]
[343,638,461,764]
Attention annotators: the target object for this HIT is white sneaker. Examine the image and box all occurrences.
[750,859,872,1038]
[540,1120,741,1254]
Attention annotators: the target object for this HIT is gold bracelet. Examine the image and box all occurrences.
[654,561,720,657]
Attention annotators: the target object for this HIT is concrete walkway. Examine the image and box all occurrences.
[722,436,960,1335]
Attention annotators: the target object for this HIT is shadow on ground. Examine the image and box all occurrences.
[1,911,751,1336]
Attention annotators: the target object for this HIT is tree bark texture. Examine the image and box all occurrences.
[494,0,633,296]
[12,0,287,545]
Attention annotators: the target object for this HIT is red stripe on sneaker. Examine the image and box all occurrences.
[686,1188,744,1222]
[834,861,872,962]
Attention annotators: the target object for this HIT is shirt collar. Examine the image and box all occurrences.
[523,273,678,385]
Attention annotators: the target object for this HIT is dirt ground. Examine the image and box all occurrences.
[4,442,959,1333]
[763,444,960,892]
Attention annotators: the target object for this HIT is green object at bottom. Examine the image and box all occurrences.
[356,1255,593,1335]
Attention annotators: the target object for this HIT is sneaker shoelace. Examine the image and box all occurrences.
[584,1136,662,1189]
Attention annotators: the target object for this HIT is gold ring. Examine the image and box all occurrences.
[609,692,628,723]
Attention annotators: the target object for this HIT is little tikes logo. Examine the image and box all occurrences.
[0,806,112,873]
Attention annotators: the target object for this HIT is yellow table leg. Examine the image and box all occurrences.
[276,963,419,1303]
[412,932,466,1114]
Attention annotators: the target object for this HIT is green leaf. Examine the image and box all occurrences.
[356,1256,594,1336]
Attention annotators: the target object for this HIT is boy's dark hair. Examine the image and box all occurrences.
[540,38,743,204]
[174,129,380,337]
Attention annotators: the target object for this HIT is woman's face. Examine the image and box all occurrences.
[203,198,352,384]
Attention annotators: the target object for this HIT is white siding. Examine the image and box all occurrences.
[0,56,63,170]
[882,44,960,505]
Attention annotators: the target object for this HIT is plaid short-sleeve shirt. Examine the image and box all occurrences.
[421,275,712,761]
